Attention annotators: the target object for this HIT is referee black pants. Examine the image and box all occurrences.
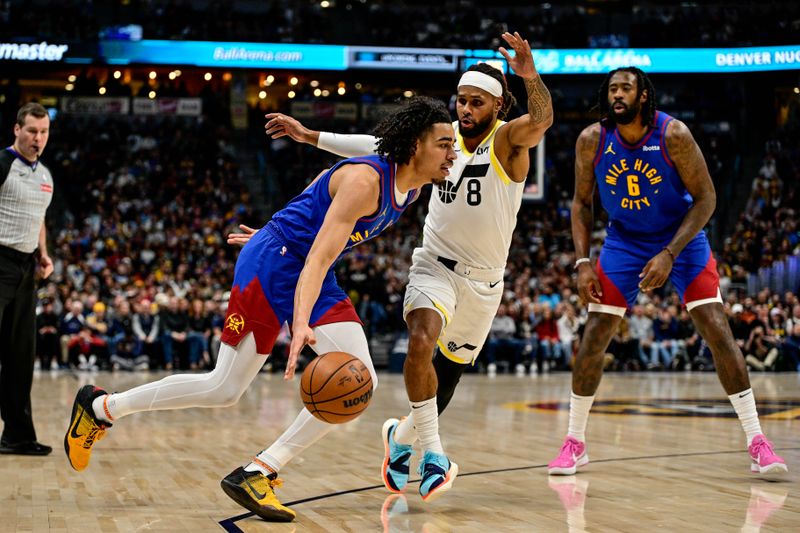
[0,245,38,444]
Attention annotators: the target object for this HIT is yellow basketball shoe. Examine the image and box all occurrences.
[64,385,112,471]
[220,467,296,522]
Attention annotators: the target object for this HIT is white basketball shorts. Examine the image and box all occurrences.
[402,248,504,364]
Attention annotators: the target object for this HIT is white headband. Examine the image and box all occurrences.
[458,71,503,98]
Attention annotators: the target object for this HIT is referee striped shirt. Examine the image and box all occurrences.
[0,147,53,254]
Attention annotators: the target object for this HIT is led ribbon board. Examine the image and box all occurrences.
[95,40,800,73]
[99,40,348,70]
[465,45,800,74]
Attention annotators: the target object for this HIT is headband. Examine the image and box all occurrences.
[458,71,503,98]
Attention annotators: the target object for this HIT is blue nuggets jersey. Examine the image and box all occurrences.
[589,111,722,313]
[594,111,693,241]
[222,155,420,354]
[271,155,419,258]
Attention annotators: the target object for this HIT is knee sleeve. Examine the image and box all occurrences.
[434,349,467,414]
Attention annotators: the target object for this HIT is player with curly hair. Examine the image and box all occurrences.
[260,31,553,501]
[64,97,456,522]
[547,67,787,478]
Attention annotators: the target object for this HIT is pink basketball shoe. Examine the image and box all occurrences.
[548,436,589,475]
[748,434,788,475]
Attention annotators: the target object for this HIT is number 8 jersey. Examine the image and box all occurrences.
[422,120,525,269]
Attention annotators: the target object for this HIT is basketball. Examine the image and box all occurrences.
[300,351,373,424]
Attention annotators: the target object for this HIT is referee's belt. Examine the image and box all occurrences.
[436,256,504,283]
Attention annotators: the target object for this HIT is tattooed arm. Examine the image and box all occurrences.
[638,119,716,292]
[572,124,603,304]
[524,75,554,127]
[663,119,716,257]
[493,31,554,182]
[496,31,553,150]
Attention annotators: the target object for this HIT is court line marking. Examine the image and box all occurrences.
[218,446,799,531]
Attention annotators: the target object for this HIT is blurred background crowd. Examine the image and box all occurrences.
[1,0,798,376]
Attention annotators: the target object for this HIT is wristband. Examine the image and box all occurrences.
[574,257,591,269]
[662,247,676,261]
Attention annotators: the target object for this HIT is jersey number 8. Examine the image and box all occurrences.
[437,164,486,206]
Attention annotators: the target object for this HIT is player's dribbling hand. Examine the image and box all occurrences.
[498,31,537,80]
[638,251,673,292]
[286,323,316,380]
[576,263,603,305]
[226,224,259,246]
[265,113,310,143]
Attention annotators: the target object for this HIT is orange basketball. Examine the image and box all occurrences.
[300,351,373,424]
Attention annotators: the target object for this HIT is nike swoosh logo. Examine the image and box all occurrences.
[69,408,86,440]
[411,405,424,409]
[739,391,752,398]
[244,475,267,500]
[489,281,501,288]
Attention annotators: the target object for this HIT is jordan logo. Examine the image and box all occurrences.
[225,313,245,335]
[605,142,616,155]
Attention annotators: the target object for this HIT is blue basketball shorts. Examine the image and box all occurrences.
[220,226,360,354]
[589,231,721,316]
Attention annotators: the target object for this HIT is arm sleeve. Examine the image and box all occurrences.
[317,132,379,158]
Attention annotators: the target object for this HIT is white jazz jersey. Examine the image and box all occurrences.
[422,120,524,269]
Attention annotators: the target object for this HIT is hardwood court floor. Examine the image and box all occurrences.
[1,370,798,532]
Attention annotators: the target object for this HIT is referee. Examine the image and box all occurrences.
[0,103,54,455]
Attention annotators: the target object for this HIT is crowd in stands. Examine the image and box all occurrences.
[4,1,798,48]
[721,140,799,273]
[32,112,251,371]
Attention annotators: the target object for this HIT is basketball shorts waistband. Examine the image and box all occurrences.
[433,255,503,283]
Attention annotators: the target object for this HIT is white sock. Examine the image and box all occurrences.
[393,413,418,446]
[566,391,595,443]
[728,388,762,446]
[92,394,114,424]
[410,397,443,454]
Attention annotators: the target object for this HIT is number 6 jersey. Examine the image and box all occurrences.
[593,111,692,242]
[422,120,525,269]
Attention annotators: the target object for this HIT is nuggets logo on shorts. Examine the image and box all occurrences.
[225,313,245,335]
